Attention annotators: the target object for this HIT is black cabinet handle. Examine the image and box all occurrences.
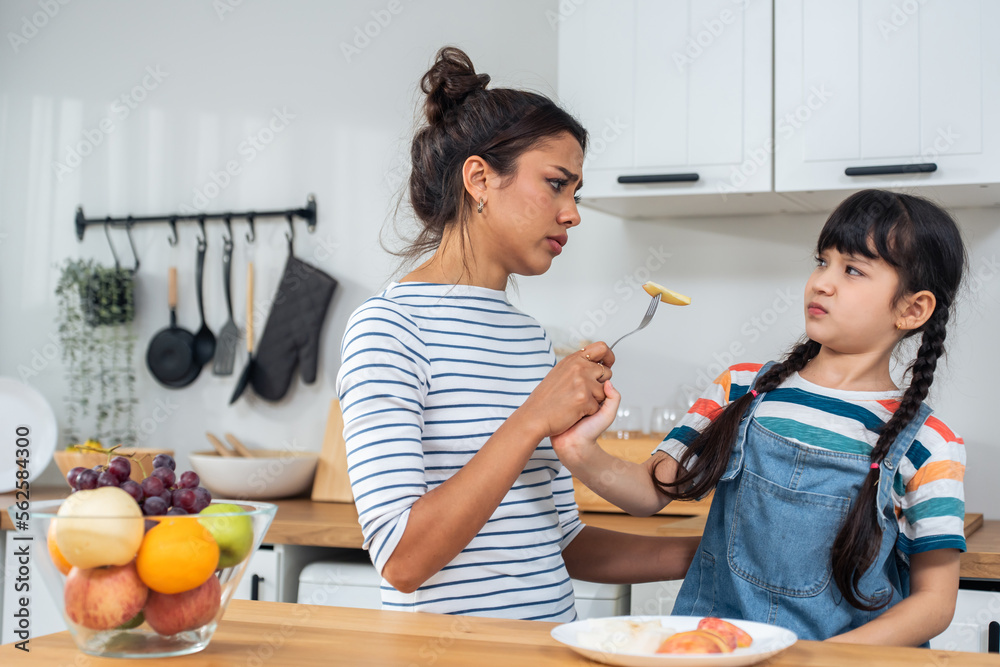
[989,621,999,653]
[845,163,937,176]
[251,574,263,601]
[617,173,700,184]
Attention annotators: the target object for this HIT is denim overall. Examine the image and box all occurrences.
[672,363,933,641]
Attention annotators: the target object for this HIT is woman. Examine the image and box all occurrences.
[336,46,698,621]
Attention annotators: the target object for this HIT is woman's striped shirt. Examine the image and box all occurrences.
[335,282,583,620]
[657,363,966,555]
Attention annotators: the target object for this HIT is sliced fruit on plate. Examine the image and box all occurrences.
[657,629,732,654]
[699,616,753,648]
[642,281,691,306]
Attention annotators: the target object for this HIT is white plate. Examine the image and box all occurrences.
[551,616,797,667]
[0,378,58,493]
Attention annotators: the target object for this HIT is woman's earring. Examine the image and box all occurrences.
[896,322,902,330]
[477,198,484,214]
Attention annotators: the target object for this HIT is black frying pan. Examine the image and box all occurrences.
[147,267,201,388]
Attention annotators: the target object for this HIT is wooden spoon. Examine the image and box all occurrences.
[205,432,236,457]
[224,432,255,458]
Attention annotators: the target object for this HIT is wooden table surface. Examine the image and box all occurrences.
[2,599,997,666]
[4,487,999,579]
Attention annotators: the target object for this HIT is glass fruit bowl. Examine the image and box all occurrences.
[12,495,276,658]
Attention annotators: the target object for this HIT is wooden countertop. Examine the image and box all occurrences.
[2,599,997,666]
[4,488,999,579]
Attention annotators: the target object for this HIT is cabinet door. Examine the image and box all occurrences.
[775,0,1000,193]
[558,0,773,201]
[231,546,278,602]
[557,0,636,172]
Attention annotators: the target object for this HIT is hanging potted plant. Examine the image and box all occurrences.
[55,257,138,447]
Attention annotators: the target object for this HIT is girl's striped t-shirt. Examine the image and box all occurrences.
[335,281,583,621]
[658,363,966,555]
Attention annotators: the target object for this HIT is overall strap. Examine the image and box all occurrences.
[874,401,933,529]
[721,361,778,481]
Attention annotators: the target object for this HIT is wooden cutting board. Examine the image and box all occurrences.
[310,399,354,503]
[572,436,714,516]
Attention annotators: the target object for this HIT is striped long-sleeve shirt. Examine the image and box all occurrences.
[657,363,967,555]
[335,282,584,620]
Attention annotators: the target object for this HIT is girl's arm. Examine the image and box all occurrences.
[380,345,616,594]
[562,525,701,583]
[825,548,960,646]
[552,382,680,517]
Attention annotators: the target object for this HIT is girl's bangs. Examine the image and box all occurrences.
[816,190,908,267]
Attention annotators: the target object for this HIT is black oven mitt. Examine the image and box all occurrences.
[250,255,337,401]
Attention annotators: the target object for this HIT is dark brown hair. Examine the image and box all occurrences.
[653,189,966,610]
[393,46,587,265]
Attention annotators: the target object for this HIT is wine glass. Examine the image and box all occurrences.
[605,404,643,440]
[650,405,680,438]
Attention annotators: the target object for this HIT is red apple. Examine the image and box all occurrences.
[144,574,221,636]
[64,561,148,630]
[698,617,753,648]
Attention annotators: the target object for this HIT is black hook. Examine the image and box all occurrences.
[167,216,179,246]
[197,216,207,250]
[285,213,295,255]
[125,217,140,273]
[222,215,233,250]
[245,213,256,244]
[104,218,120,269]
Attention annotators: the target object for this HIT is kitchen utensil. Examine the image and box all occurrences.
[213,232,239,375]
[146,267,201,387]
[224,432,255,457]
[192,235,216,366]
[205,432,236,457]
[229,262,255,404]
[0,377,57,493]
[189,450,319,499]
[609,294,660,351]
[550,615,797,667]
[311,399,354,502]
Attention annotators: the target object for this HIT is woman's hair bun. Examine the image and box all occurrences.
[420,46,491,126]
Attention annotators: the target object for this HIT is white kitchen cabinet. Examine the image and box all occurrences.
[558,0,793,218]
[931,582,1000,653]
[229,543,332,604]
[775,0,1000,210]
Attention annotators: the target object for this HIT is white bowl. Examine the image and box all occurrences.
[188,450,319,500]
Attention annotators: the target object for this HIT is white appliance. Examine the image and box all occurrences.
[297,549,629,619]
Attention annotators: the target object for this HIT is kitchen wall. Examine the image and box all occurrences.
[1,1,997,518]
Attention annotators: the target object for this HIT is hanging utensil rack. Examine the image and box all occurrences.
[74,194,317,243]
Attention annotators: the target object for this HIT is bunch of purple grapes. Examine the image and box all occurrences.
[66,454,212,516]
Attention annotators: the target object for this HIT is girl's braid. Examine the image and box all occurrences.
[871,308,948,462]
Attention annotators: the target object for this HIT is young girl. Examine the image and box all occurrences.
[336,46,698,621]
[554,189,967,645]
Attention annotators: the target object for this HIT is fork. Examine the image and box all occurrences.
[609,293,660,351]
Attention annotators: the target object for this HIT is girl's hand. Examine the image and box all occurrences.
[515,342,615,440]
[552,380,620,469]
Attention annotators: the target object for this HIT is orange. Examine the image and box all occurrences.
[47,521,72,575]
[136,517,219,594]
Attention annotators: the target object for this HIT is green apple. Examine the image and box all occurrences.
[197,503,253,569]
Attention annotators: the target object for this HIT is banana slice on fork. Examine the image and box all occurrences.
[642,281,691,306]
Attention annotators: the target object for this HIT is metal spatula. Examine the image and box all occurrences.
[213,235,240,375]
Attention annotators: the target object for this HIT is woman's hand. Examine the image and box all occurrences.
[514,342,615,440]
[551,380,620,468]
